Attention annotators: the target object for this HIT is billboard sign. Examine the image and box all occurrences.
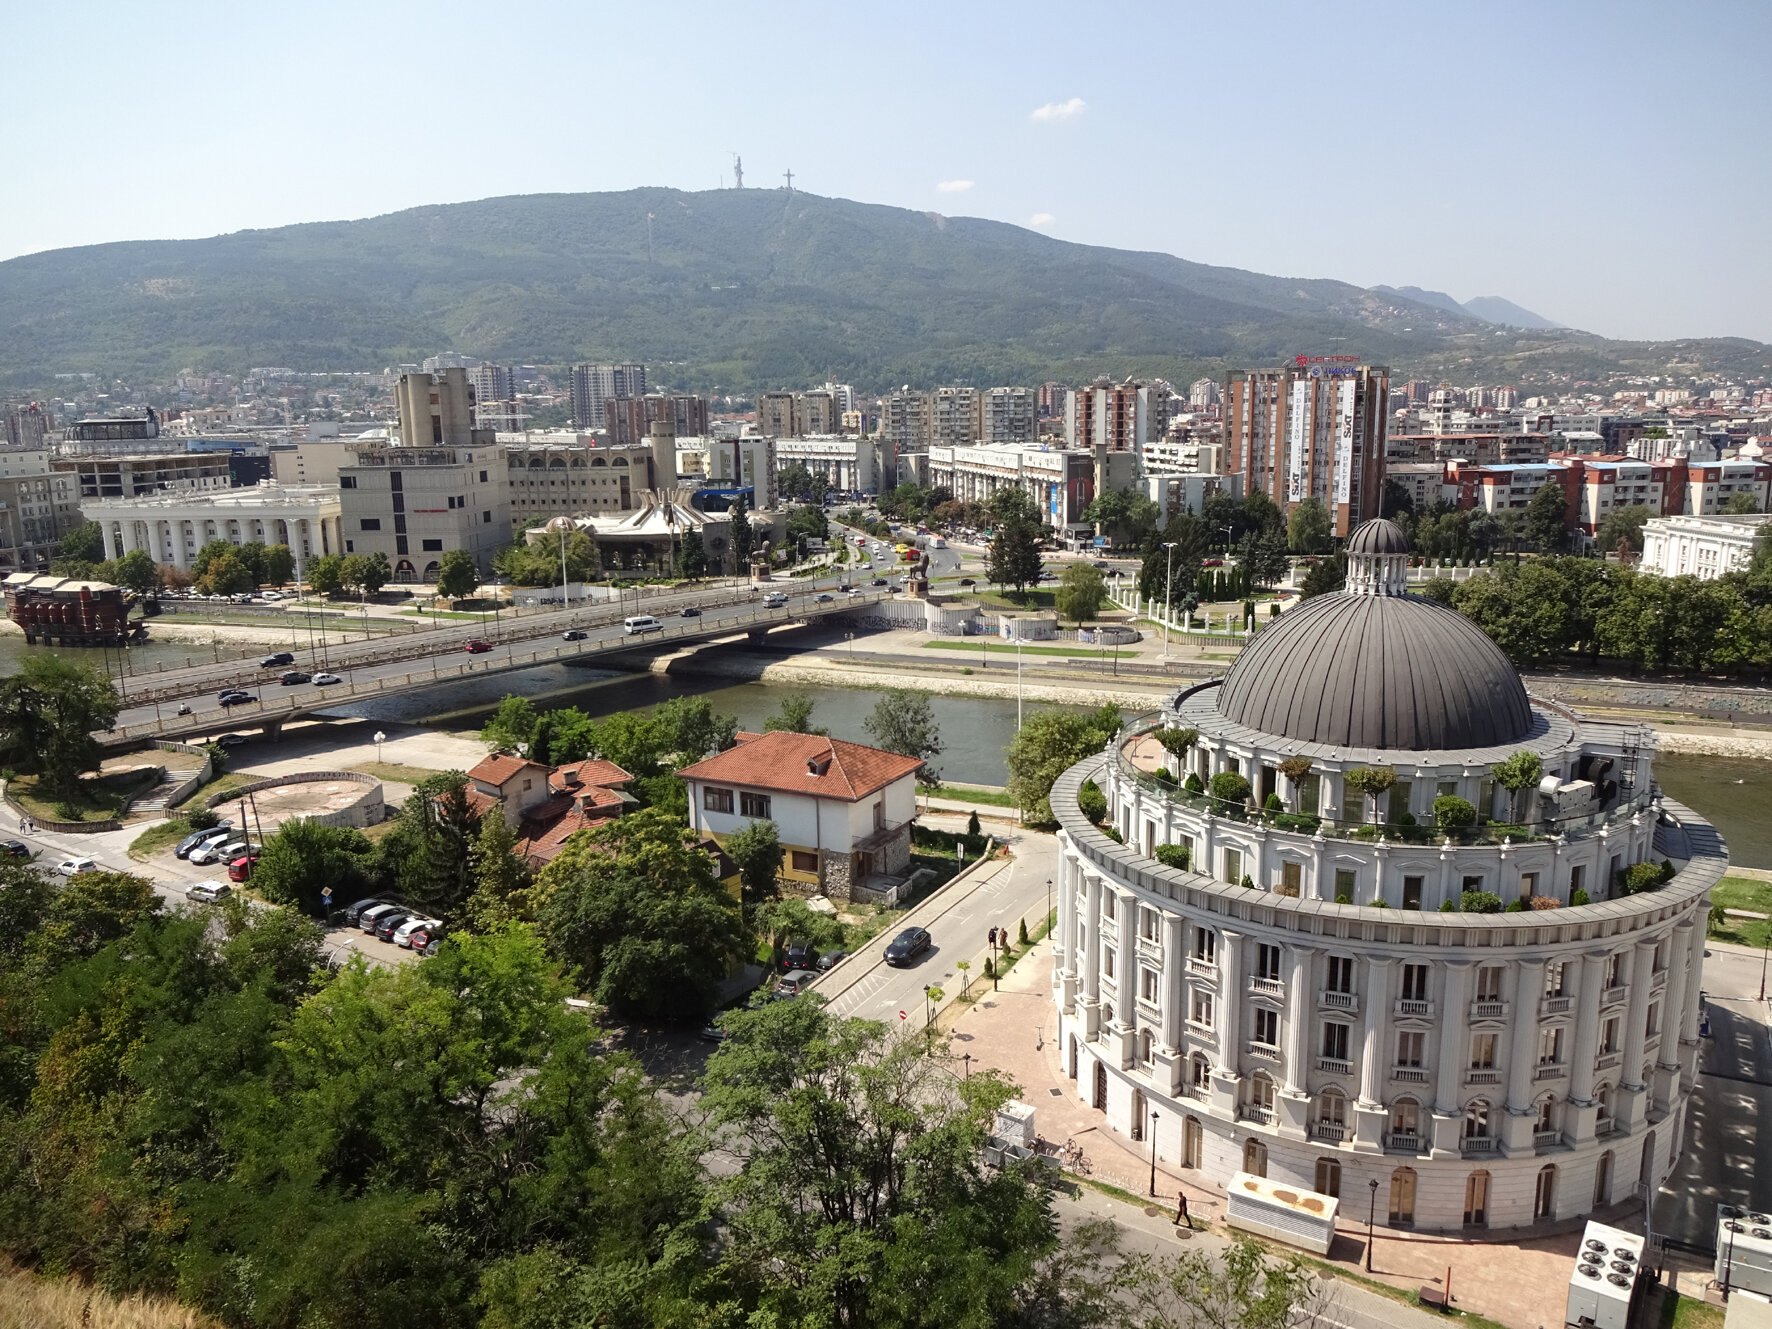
[1333,380,1356,506]
[1287,379,1309,503]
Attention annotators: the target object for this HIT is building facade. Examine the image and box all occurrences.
[1065,380,1172,463]
[503,434,673,523]
[339,443,509,580]
[568,363,646,430]
[1640,513,1770,581]
[1224,365,1390,536]
[775,434,879,495]
[86,485,342,575]
[978,387,1038,445]
[931,387,981,447]
[928,443,1132,537]
[1050,520,1718,1232]
[881,390,932,456]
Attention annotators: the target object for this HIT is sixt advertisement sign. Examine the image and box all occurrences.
[1295,355,1363,379]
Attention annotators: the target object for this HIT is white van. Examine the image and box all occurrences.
[623,615,663,635]
[763,592,789,609]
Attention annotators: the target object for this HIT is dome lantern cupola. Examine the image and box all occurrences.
[1345,517,1411,596]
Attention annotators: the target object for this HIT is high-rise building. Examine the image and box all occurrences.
[4,403,53,449]
[881,389,932,455]
[978,387,1037,445]
[1037,382,1068,419]
[1223,364,1390,536]
[930,387,980,447]
[1402,379,1433,405]
[756,393,796,438]
[1064,380,1171,462]
[1187,377,1221,410]
[605,394,710,447]
[569,363,647,430]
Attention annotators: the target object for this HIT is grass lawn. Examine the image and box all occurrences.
[922,640,1120,659]
[346,761,446,787]
[173,772,254,811]
[1708,876,1772,949]
[970,588,1058,611]
[926,783,1015,808]
[400,608,501,621]
[129,816,200,859]
[9,769,159,823]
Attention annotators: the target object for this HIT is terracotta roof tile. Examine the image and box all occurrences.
[550,758,634,791]
[676,731,922,802]
[469,752,548,785]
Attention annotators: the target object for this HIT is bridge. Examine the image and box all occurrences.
[101,582,894,746]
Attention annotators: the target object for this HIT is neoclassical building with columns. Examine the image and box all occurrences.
[1051,519,1723,1232]
[84,484,343,578]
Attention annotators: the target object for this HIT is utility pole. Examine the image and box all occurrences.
[1162,541,1177,659]
[732,154,743,188]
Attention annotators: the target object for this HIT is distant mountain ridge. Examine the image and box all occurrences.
[1373,285,1564,331]
[0,188,1754,392]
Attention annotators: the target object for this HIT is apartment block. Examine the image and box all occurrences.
[794,392,838,437]
[1223,365,1390,535]
[756,393,796,438]
[568,363,646,430]
[977,387,1036,445]
[881,390,932,455]
[604,394,710,446]
[4,403,53,449]
[930,387,980,447]
[774,435,876,495]
[1064,380,1171,460]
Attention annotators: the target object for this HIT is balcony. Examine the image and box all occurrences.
[1238,1105,1273,1126]
[1187,956,1218,979]
[1461,1136,1497,1156]
[1391,1067,1430,1084]
[1534,1063,1565,1082]
[1320,990,1358,1013]
[1311,1122,1347,1143]
[1316,1056,1353,1075]
[1247,1042,1283,1062]
[1602,985,1629,1008]
[1395,998,1433,1018]
[1534,1128,1562,1149]
[1470,1000,1508,1021]
[1384,1132,1423,1153]
[1542,996,1572,1016]
[1466,1069,1502,1085]
[1249,976,1286,999]
[1595,1052,1621,1071]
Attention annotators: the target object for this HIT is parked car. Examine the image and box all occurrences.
[421,935,443,957]
[562,629,587,641]
[374,911,413,942]
[680,606,701,617]
[698,1022,729,1043]
[815,949,849,972]
[227,853,259,882]
[776,969,819,998]
[0,840,29,858]
[190,838,247,866]
[259,652,295,668]
[883,927,932,967]
[176,824,234,859]
[394,916,440,948]
[187,881,232,903]
[219,690,255,707]
[216,733,248,748]
[358,903,405,934]
[260,590,283,601]
[464,639,492,653]
[280,670,312,685]
[339,897,387,926]
[312,672,343,686]
[56,857,98,877]
[781,938,817,972]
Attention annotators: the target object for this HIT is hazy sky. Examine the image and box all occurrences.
[9,0,1769,343]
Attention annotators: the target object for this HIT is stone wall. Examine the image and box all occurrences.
[205,770,385,829]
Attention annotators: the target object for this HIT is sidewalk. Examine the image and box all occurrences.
[947,945,1591,1329]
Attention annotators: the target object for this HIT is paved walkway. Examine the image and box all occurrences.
[947,945,1598,1329]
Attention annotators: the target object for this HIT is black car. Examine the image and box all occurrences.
[259,652,296,668]
[0,840,29,858]
[175,823,233,859]
[374,911,412,942]
[280,670,312,685]
[219,690,254,706]
[781,938,817,972]
[338,896,386,927]
[562,629,587,641]
[871,577,889,587]
[958,577,976,586]
[883,927,932,967]
[680,606,702,617]
[815,949,848,972]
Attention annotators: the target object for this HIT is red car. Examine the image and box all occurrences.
[227,853,259,882]
[463,639,492,653]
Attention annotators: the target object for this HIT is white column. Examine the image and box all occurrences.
[1681,919,1706,1045]
[1622,941,1654,1089]
[101,522,120,561]
[1504,958,1546,1114]
[1568,953,1608,1106]
[1114,889,1136,1031]
[1081,874,1102,1008]
[1357,957,1394,1107]
[1658,924,1690,1074]
[1434,962,1473,1115]
[1160,914,1185,1053]
[1215,929,1242,1071]
[1283,945,1315,1094]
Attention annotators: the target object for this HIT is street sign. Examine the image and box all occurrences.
[899,1010,907,1021]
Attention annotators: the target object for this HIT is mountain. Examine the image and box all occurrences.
[1373,285,1469,317]
[1460,295,1564,330]
[0,188,1761,391]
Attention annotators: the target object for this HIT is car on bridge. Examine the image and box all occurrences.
[218,690,255,706]
[815,592,834,602]
[562,629,587,641]
[313,672,342,686]
[260,652,295,668]
[463,639,492,653]
[280,670,312,685]
[680,606,701,617]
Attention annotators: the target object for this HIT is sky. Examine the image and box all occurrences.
[8,0,1770,344]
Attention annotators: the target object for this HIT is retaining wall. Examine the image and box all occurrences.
[205,769,385,829]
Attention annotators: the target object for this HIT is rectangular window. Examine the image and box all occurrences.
[1401,964,1429,1001]
[1192,927,1215,962]
[1104,950,1115,980]
[359,518,381,531]
[422,539,444,552]
[1397,1031,1425,1067]
[1544,963,1566,997]
[395,536,409,555]
[1139,907,1160,942]
[1190,992,1214,1028]
[1605,953,1621,987]
[1327,955,1354,994]
[1402,875,1423,909]
[1256,943,1282,981]
[1471,1033,1497,1069]
[483,511,492,523]
[389,472,402,490]
[1437,780,1457,800]
[1322,1022,1349,1061]
[1101,894,1115,921]
[1387,781,1412,824]
[1570,863,1586,895]
[1140,967,1159,1003]
[392,493,405,513]
[480,470,488,482]
[1461,874,1485,892]
[703,787,733,813]
[1601,1016,1619,1054]
[1476,966,1503,1001]
[1298,773,1320,815]
[1646,1002,1660,1037]
[1538,1027,1563,1065]
[394,515,408,534]
[1334,868,1357,901]
[345,540,354,552]
[340,475,358,488]
[1281,861,1302,897]
[740,792,772,818]
[1253,1008,1278,1046]
[791,850,818,873]
[1223,848,1242,885]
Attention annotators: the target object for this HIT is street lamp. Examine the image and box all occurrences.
[923,983,934,1029]
[1162,541,1177,659]
[374,730,386,765]
[1046,876,1053,938]
[1366,1178,1379,1272]
[545,516,575,607]
[1148,1110,1160,1196]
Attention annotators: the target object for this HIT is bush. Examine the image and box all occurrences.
[1660,858,1677,883]
[1264,792,1283,812]
[185,806,221,831]
[1334,892,1351,905]
[1433,795,1475,831]
[1371,897,1389,908]
[1440,900,1456,912]
[1398,812,1417,827]
[1102,827,1124,844]
[1619,861,1667,895]
[1155,767,1178,786]
[1153,843,1190,870]
[1271,813,1321,834]
[1504,898,1526,912]
[1240,874,1254,890]
[1209,771,1252,806]
[1078,779,1108,824]
[1183,773,1204,794]
[1570,887,1590,906]
[1459,890,1503,914]
[1528,895,1562,910]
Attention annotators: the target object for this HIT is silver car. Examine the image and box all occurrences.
[186,881,233,903]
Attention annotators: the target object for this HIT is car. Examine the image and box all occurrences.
[216,733,248,748]
[845,586,862,596]
[1092,560,1112,569]
[56,857,98,877]
[464,639,492,653]
[280,670,312,685]
[776,969,819,998]
[338,896,386,926]
[358,903,405,934]
[190,838,246,866]
[260,652,296,668]
[217,687,250,702]
[815,949,849,972]
[176,824,234,859]
[394,916,440,948]
[1038,570,1058,581]
[1202,558,1224,568]
[312,672,342,686]
[374,911,412,942]
[781,938,817,972]
[259,590,283,601]
[226,853,259,882]
[0,840,29,858]
[763,592,789,608]
[562,629,587,641]
[814,592,834,602]
[186,881,232,903]
[871,577,889,587]
[958,577,976,586]
[680,606,702,617]
[219,691,255,707]
[697,1022,730,1044]
[405,925,439,950]
[421,936,443,957]
[883,927,932,967]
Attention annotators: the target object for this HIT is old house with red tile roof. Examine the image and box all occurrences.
[467,751,635,866]
[677,730,921,901]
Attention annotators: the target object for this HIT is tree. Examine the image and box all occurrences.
[0,656,120,797]
[493,530,600,587]
[729,491,754,571]
[54,520,106,566]
[1238,528,1290,588]
[1722,491,1761,515]
[863,687,943,786]
[1118,1236,1335,1329]
[1081,490,1159,548]
[378,773,483,920]
[723,818,784,905]
[1054,562,1108,625]
[1524,480,1570,553]
[1005,703,1121,824]
[159,561,193,592]
[196,551,255,597]
[481,694,537,753]
[1491,749,1544,820]
[1342,765,1397,823]
[987,517,1043,597]
[1286,496,1333,554]
[764,692,825,735]
[1298,553,1347,599]
[1137,513,1207,605]
[778,462,831,504]
[1595,504,1652,556]
[261,542,295,586]
[306,553,345,595]
[653,695,738,761]
[436,548,479,599]
[784,503,829,546]
[1381,477,1417,519]
[360,550,392,595]
[1240,487,1285,537]
[253,818,375,916]
[534,807,747,1022]
[108,548,162,595]
[673,528,707,579]
[461,811,534,928]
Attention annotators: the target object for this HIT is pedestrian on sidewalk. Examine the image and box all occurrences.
[1176,1191,1191,1230]
[988,926,999,947]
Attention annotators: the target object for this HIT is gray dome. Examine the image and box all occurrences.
[1217,592,1533,751]
[1345,518,1410,555]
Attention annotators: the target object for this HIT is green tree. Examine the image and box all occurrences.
[306,553,345,595]
[1240,487,1285,537]
[653,695,738,760]
[107,548,162,595]
[1524,480,1570,552]
[196,551,255,597]
[1491,749,1544,820]
[535,807,747,1022]
[1342,765,1397,823]
[1238,528,1290,588]
[729,491,754,571]
[988,484,1041,530]
[261,542,295,586]
[1722,491,1761,515]
[1298,553,1347,599]
[253,817,375,916]
[436,547,480,598]
[461,811,534,928]
[481,694,538,753]
[863,686,943,786]
[1054,561,1108,625]
[784,503,829,547]
[1381,477,1417,519]
[1081,489,1159,547]
[0,656,121,797]
[674,528,708,579]
[1285,495,1333,554]
[764,692,826,735]
[373,773,484,921]
[723,817,784,905]
[235,541,270,584]
[1005,703,1121,824]
[987,515,1043,597]
[778,461,831,504]
[1137,513,1207,604]
[54,520,106,565]
[360,550,393,595]
[1595,503,1652,556]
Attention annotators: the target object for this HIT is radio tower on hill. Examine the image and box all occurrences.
[732,154,743,189]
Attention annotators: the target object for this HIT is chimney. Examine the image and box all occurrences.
[562,769,582,788]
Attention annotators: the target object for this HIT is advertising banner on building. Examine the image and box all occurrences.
[1333,380,1356,506]
[1287,379,1309,503]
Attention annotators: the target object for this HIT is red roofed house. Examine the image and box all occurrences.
[467,753,553,825]
[467,752,635,867]
[678,730,922,901]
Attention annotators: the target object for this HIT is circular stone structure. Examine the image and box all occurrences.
[1049,518,1723,1233]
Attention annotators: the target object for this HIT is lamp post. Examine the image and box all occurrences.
[1162,541,1177,659]
[1366,1178,1379,1272]
[545,516,575,607]
[374,731,386,766]
[1148,1110,1160,1196]
[1046,876,1053,938]
[923,983,934,1030]
[962,1053,972,1081]
[1761,929,1770,1002]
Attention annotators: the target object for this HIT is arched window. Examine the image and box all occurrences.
[1534,1164,1557,1220]
[1593,1150,1614,1208]
[1391,1097,1421,1140]
[1463,1099,1491,1139]
[1243,1138,1268,1178]
[590,457,607,468]
[1594,1083,1612,1127]
[1314,1157,1342,1198]
[1100,1001,1114,1026]
[1190,1053,1211,1091]
[1138,1029,1154,1065]
[1248,1072,1275,1115]
[1131,1089,1146,1141]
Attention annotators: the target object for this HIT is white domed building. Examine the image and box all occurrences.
[1051,519,1724,1231]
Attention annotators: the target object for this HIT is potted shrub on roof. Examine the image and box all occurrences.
[1342,765,1396,826]
[1208,770,1252,818]
[1277,754,1313,812]
[1491,751,1544,824]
